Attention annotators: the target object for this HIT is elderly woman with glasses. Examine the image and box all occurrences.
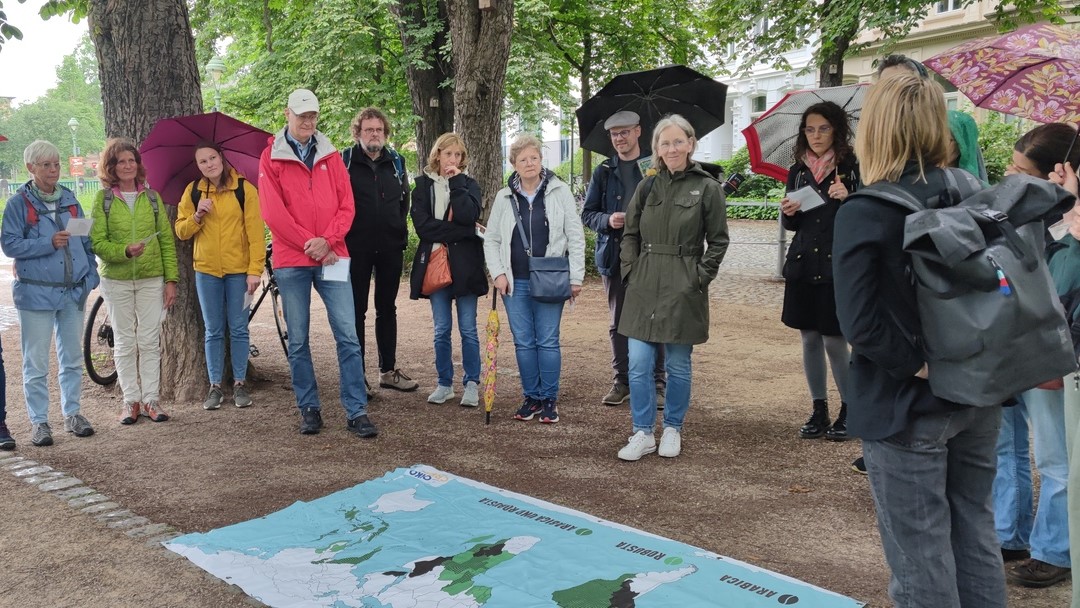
[90,137,178,426]
[0,140,100,447]
[778,101,859,442]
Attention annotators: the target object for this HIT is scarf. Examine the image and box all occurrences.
[29,181,62,204]
[802,149,836,185]
[425,170,452,252]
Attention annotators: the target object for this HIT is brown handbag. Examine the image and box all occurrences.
[421,204,453,295]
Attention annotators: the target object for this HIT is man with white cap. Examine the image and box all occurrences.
[258,88,376,439]
[581,110,666,407]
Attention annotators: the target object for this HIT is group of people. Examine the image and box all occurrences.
[6,63,1080,607]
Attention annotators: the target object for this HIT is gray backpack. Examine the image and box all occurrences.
[855,168,1076,406]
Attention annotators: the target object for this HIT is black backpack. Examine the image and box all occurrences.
[190,177,246,210]
[852,168,1076,406]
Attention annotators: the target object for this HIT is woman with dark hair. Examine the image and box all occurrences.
[408,132,487,407]
[778,101,858,441]
[833,72,1005,606]
[90,137,178,425]
[989,122,1080,588]
[175,142,265,411]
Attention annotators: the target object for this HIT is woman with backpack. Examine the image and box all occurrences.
[408,132,487,407]
[989,123,1079,589]
[90,138,179,425]
[832,72,1006,606]
[778,102,858,442]
[175,142,265,411]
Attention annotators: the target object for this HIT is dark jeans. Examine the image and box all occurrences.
[350,248,403,373]
[602,274,664,386]
[0,335,6,424]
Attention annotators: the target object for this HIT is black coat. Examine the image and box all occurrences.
[345,146,410,253]
[782,157,859,284]
[408,173,488,300]
[833,164,967,441]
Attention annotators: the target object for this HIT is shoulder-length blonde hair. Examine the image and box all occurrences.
[99,137,147,187]
[651,114,697,172]
[426,132,469,174]
[855,73,951,185]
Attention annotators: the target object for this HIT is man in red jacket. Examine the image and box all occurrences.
[258,88,377,439]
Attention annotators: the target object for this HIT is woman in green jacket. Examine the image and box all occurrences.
[616,114,730,461]
[90,138,178,425]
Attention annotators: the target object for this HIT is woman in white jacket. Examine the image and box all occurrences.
[484,133,585,425]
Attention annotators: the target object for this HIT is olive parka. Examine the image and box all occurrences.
[618,162,729,344]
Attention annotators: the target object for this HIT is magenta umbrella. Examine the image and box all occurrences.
[926,23,1080,124]
[139,112,271,205]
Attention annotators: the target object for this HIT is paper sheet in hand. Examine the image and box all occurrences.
[139,231,161,246]
[1050,219,1070,241]
[322,257,350,282]
[243,291,254,310]
[787,185,827,212]
[66,217,93,237]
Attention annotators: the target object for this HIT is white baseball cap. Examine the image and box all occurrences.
[287,89,319,114]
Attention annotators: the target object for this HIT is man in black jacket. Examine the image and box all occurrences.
[581,110,665,407]
[344,107,418,392]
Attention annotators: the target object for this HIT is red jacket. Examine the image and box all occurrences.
[258,129,354,268]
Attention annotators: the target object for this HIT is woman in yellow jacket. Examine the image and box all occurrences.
[175,142,265,410]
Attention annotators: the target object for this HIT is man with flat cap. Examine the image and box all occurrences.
[258,88,376,439]
[582,110,666,407]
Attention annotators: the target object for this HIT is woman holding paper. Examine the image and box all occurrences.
[0,140,99,446]
[778,101,859,442]
[175,141,265,411]
[90,137,178,425]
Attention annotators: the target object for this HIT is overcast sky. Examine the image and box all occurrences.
[0,1,86,106]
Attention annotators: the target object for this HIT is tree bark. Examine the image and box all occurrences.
[817,0,857,88]
[448,0,513,219]
[88,0,206,402]
[394,0,456,165]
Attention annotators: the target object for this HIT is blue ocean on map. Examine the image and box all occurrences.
[166,465,864,607]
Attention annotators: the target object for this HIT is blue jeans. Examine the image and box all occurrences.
[274,265,367,418]
[628,339,693,433]
[195,272,251,385]
[864,407,1005,608]
[429,288,480,387]
[993,402,1033,553]
[501,279,563,400]
[19,300,84,424]
[1021,388,1071,567]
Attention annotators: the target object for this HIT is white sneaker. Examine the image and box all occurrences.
[460,381,480,407]
[427,385,455,404]
[617,431,656,461]
[659,427,681,457]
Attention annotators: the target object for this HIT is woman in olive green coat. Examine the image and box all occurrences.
[616,114,729,461]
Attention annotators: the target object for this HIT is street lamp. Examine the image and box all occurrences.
[206,56,226,111]
[67,117,79,157]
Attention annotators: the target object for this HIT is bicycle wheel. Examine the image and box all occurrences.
[83,296,118,385]
[271,286,289,359]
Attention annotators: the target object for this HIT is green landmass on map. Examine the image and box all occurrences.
[551,574,637,608]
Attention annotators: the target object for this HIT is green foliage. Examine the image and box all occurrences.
[723,146,783,200]
[977,112,1025,184]
[553,151,601,197]
[726,202,779,220]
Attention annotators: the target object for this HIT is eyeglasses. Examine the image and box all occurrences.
[295,113,319,124]
[34,162,61,170]
[803,126,833,136]
[609,128,635,140]
[657,139,689,150]
[362,127,385,135]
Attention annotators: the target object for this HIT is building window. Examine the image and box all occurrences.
[945,95,959,112]
[935,0,961,13]
[751,95,767,113]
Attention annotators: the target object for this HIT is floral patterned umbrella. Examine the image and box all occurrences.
[482,290,500,425]
[926,23,1080,124]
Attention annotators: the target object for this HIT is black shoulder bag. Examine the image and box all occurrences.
[512,194,571,303]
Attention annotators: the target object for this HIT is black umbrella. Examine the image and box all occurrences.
[576,65,728,158]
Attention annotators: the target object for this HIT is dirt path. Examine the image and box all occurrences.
[0,221,1068,607]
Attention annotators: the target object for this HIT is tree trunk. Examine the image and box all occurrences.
[394,0,456,165]
[448,0,513,219]
[817,0,856,88]
[88,0,206,402]
[580,31,592,184]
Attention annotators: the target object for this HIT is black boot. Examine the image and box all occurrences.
[825,402,850,441]
[798,399,830,439]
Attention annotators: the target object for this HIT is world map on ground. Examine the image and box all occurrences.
[165,465,865,608]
